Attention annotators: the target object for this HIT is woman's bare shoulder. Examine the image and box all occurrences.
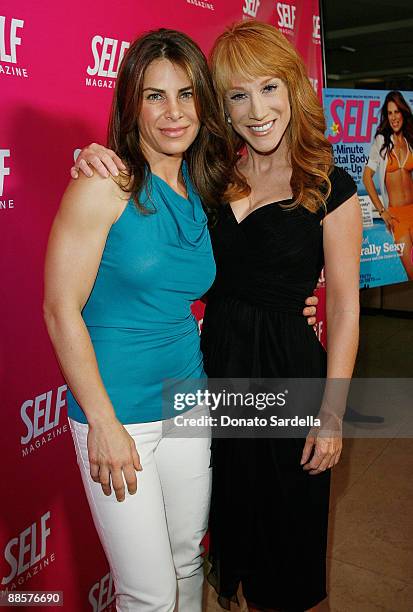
[60,172,130,227]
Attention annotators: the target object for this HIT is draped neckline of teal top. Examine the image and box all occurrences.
[143,160,210,250]
[151,165,189,202]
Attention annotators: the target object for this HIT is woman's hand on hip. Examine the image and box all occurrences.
[87,418,143,502]
[71,143,126,179]
[303,294,318,326]
[381,209,397,232]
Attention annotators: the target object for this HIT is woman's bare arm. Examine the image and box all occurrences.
[323,194,362,378]
[362,166,383,212]
[363,166,394,231]
[301,194,362,474]
[44,174,141,500]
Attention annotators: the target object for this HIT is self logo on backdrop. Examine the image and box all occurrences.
[309,13,320,92]
[20,385,69,459]
[276,2,296,36]
[1,512,54,590]
[186,0,215,10]
[85,35,130,90]
[274,3,319,94]
[243,0,261,18]
[0,149,14,211]
[0,15,27,77]
[309,76,319,94]
[88,572,116,612]
[312,14,320,44]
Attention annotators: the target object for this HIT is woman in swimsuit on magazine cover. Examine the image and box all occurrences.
[363,90,413,279]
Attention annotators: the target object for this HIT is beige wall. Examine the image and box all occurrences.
[360,282,413,311]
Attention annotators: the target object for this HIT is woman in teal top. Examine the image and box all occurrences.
[66,162,215,425]
[44,30,243,612]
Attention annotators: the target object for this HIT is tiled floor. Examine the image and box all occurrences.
[204,313,413,611]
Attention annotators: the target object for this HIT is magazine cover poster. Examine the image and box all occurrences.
[323,88,413,288]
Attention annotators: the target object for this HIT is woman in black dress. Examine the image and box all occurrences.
[201,21,362,611]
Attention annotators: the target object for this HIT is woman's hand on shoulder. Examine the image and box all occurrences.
[71,142,126,179]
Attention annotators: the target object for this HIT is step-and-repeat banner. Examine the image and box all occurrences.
[1,2,322,609]
[324,88,413,288]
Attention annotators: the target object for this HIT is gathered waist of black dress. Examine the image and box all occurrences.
[206,290,312,316]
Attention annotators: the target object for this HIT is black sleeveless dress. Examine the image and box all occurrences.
[201,167,356,611]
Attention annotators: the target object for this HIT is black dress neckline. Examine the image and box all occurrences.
[228,198,294,225]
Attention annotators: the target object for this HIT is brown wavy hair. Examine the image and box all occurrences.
[209,20,333,212]
[107,28,247,216]
[377,90,413,158]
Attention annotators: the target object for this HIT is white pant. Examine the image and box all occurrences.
[69,412,211,612]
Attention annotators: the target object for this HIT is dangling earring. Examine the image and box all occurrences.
[226,115,232,124]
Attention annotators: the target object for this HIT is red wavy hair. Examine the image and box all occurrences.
[210,20,333,212]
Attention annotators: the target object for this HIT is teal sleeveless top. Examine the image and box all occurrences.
[67,162,216,424]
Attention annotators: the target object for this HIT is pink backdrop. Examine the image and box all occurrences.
[1,2,323,609]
